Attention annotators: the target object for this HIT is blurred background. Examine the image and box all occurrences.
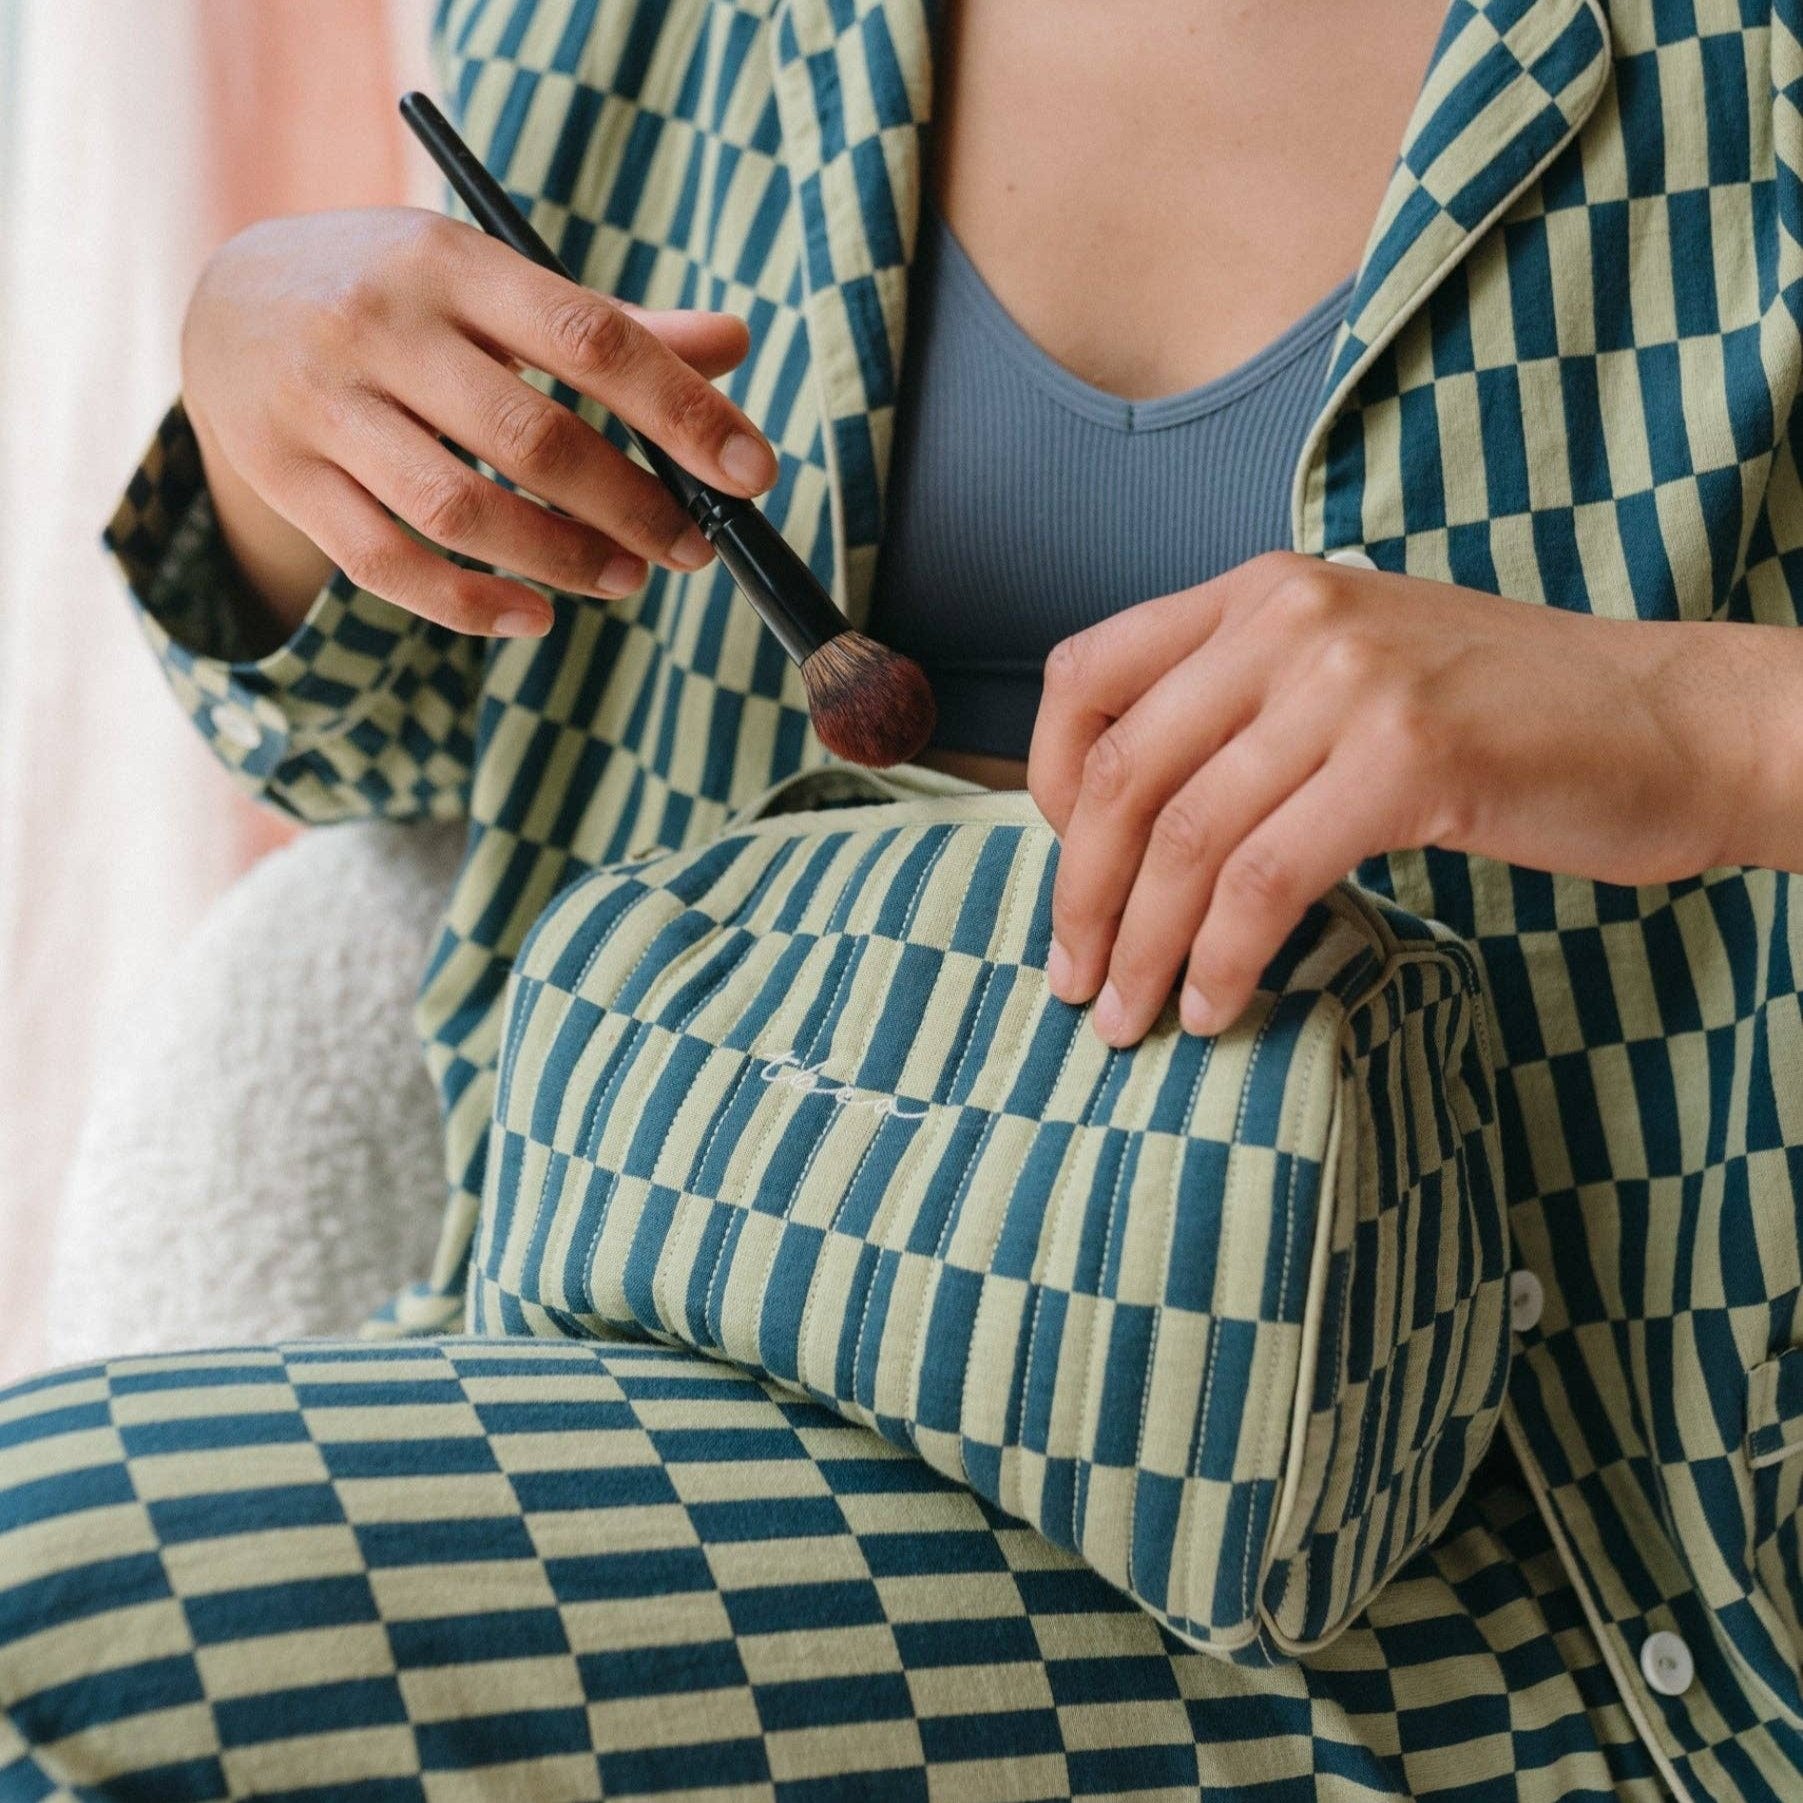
[0,0,438,1379]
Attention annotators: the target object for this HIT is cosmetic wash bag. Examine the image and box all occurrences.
[471,765,1512,1659]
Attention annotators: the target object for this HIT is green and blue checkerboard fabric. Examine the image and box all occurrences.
[0,1342,1665,1801]
[89,0,1803,1792]
[470,774,1512,1660]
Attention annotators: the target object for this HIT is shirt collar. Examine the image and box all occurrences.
[767,0,1614,594]
[768,0,933,621]
[1331,0,1612,395]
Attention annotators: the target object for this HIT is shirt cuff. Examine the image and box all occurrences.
[104,400,460,785]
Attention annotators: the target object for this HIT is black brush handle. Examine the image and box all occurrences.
[398,90,849,662]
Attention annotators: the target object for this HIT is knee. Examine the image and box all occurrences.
[0,1361,127,1567]
[0,1363,195,1759]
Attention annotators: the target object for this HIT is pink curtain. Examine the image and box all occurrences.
[0,0,435,1380]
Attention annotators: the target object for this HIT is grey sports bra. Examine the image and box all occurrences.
[865,203,1351,760]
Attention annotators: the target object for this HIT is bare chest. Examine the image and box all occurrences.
[930,0,1445,399]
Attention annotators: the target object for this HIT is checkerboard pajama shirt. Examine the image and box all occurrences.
[4,0,1802,1795]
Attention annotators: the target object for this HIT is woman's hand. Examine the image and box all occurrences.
[1029,551,1767,1046]
[181,207,778,644]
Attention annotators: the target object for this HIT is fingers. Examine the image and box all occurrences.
[1084,698,1332,1046]
[1045,638,1263,1006]
[391,338,706,579]
[325,388,634,610]
[185,206,776,643]
[1179,759,1376,1037]
[618,304,752,380]
[1028,560,1282,834]
[281,458,555,636]
[1030,594,1225,838]
[447,226,778,497]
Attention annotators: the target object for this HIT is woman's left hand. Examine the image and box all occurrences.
[1028,550,1764,1046]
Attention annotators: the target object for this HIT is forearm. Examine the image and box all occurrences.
[186,398,333,654]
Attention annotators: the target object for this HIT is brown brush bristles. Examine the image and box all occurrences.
[801,632,938,768]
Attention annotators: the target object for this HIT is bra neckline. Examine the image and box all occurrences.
[924,204,1352,435]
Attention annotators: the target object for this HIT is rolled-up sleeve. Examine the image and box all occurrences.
[104,401,481,825]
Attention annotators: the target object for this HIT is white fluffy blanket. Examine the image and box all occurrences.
[44,819,466,1364]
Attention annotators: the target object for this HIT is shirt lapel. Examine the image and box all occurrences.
[765,0,1614,584]
[1295,0,1613,545]
[767,0,933,623]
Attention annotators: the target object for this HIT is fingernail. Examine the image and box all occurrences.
[1047,940,1074,998]
[1180,984,1212,1036]
[1093,983,1128,1044]
[720,432,777,493]
[491,607,551,638]
[597,552,646,596]
[668,524,712,570]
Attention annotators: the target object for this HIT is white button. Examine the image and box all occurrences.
[1325,548,1377,570]
[212,703,263,750]
[1639,1630,1694,1697]
[1509,1269,1544,1334]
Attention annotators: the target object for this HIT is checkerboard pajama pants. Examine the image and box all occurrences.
[0,1338,1660,1801]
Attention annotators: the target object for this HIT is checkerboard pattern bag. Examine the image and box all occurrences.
[470,768,1512,1658]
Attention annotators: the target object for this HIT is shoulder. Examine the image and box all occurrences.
[432,0,703,126]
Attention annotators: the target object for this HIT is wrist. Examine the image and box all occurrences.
[1668,620,1799,872]
[184,398,333,652]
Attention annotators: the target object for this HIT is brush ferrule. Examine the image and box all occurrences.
[690,496,849,667]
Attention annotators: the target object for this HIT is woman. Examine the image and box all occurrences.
[2,0,1797,1796]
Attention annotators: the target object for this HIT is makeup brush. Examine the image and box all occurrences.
[399,91,936,769]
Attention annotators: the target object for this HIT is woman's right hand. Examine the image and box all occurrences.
[180,206,777,644]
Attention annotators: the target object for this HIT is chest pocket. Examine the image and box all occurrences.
[1748,1350,1803,1472]
[1740,1347,1803,1709]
